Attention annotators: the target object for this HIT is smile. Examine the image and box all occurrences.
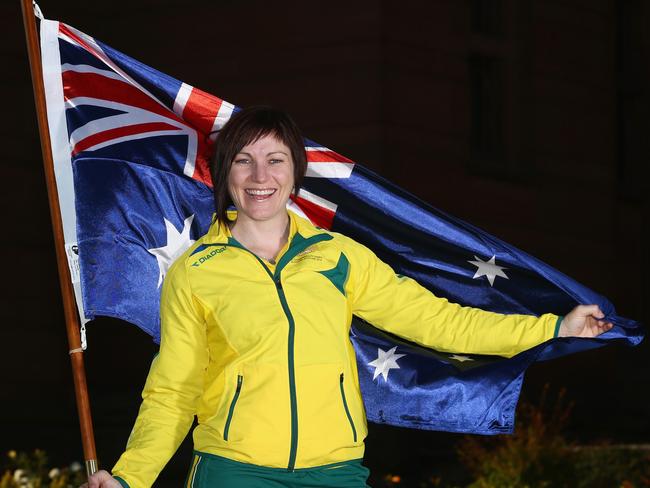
[245,188,277,200]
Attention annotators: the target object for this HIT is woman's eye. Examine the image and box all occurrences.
[234,158,250,164]
[269,159,283,164]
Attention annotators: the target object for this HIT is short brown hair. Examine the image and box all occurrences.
[210,106,308,226]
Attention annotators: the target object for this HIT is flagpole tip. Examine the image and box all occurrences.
[33,1,44,19]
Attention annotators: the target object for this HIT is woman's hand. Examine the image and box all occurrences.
[80,470,122,488]
[557,304,614,338]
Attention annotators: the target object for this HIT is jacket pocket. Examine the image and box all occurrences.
[223,374,243,441]
[296,363,364,465]
[339,373,357,442]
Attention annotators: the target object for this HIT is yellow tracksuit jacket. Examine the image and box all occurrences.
[112,210,560,487]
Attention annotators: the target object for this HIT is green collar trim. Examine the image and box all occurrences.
[225,237,274,280]
[274,233,332,277]
[226,232,333,280]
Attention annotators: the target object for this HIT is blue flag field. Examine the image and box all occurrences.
[39,17,644,436]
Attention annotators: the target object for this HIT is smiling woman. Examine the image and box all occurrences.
[228,136,294,220]
[83,106,613,488]
[212,107,308,228]
[211,107,309,264]
[226,135,296,261]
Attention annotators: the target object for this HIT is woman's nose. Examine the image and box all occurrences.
[251,162,268,182]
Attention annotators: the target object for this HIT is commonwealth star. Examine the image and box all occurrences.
[368,346,406,381]
[148,215,195,288]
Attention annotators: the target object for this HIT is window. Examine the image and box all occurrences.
[469,54,506,170]
[467,0,531,179]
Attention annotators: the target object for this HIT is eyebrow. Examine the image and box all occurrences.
[236,151,289,157]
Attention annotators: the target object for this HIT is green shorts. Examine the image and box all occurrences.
[185,451,371,488]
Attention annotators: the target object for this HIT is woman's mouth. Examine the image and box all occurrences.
[245,188,276,201]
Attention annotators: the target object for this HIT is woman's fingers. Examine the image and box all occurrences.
[584,315,613,337]
[83,470,118,488]
[577,304,604,319]
[561,304,612,338]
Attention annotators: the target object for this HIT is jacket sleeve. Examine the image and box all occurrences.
[345,240,560,357]
[112,259,208,488]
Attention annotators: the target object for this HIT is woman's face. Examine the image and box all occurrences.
[227,133,295,226]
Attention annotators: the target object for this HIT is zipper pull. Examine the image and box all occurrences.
[340,373,344,383]
[275,278,282,290]
[236,374,243,391]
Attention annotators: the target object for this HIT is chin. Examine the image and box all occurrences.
[242,208,285,222]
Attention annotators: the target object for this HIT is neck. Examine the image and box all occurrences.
[230,212,291,260]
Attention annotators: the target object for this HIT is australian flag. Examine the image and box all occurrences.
[40,17,643,435]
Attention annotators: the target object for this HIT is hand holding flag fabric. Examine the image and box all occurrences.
[558,305,614,338]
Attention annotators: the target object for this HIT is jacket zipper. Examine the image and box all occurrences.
[223,374,243,441]
[339,373,358,442]
[275,277,299,470]
[222,233,333,471]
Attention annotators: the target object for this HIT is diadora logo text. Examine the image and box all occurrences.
[192,246,227,267]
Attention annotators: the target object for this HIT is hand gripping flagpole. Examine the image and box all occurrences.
[20,0,98,477]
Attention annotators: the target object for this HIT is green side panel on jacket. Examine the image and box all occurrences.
[318,253,350,296]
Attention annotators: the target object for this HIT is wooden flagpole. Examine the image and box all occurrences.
[20,0,98,477]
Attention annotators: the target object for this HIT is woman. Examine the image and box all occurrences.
[85,106,612,488]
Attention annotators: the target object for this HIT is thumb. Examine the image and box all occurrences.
[576,304,603,319]
[86,470,112,488]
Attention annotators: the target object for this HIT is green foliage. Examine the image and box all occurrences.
[455,385,650,487]
[569,445,650,488]
[0,450,85,488]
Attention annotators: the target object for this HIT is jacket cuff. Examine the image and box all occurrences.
[113,475,130,488]
[553,315,564,338]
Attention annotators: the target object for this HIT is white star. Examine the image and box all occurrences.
[148,215,195,288]
[368,346,406,382]
[449,354,474,363]
[468,255,509,287]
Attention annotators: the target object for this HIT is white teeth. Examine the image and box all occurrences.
[246,189,275,196]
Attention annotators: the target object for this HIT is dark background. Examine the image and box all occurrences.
[2,0,649,486]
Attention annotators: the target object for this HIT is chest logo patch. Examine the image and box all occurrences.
[192,246,227,267]
[295,248,323,263]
